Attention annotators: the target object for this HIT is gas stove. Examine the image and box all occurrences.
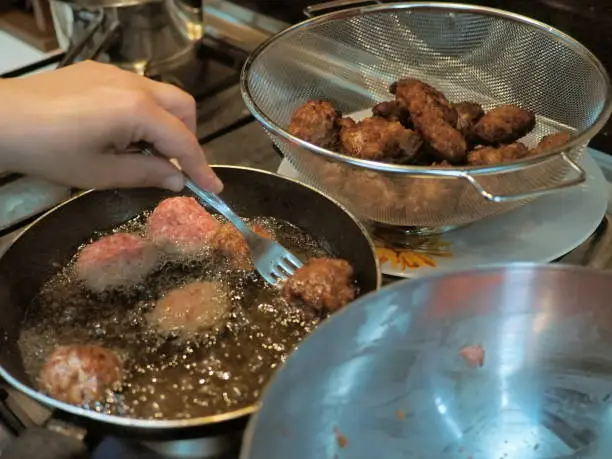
[0,1,612,457]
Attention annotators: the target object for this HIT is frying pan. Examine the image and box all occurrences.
[241,263,612,459]
[0,166,380,458]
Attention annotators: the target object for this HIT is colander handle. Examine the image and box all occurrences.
[461,153,586,203]
[304,0,383,17]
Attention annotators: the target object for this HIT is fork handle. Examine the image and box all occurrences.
[139,144,252,235]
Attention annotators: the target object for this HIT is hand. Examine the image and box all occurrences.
[0,60,223,193]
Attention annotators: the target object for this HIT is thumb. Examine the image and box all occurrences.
[85,152,186,191]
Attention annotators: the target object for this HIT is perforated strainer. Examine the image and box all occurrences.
[241,1,612,232]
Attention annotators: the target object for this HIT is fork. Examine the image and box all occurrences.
[140,145,303,285]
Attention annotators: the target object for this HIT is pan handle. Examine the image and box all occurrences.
[304,0,383,17]
[2,419,91,459]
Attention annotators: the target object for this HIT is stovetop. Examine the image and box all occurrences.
[0,1,612,457]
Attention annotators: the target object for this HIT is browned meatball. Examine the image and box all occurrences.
[467,143,529,166]
[530,132,572,156]
[473,105,536,145]
[211,222,274,270]
[282,258,355,313]
[391,78,457,126]
[288,100,341,149]
[372,100,412,128]
[391,78,466,163]
[413,111,467,164]
[454,101,484,138]
[39,345,122,406]
[339,117,422,163]
[149,281,231,334]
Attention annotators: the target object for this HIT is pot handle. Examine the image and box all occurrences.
[304,0,383,18]
[460,152,587,203]
[1,425,90,459]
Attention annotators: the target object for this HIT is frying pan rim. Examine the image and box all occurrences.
[0,165,382,430]
[238,262,612,458]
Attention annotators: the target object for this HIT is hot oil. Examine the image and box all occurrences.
[18,215,331,420]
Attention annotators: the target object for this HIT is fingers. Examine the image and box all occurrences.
[84,153,187,191]
[132,102,223,193]
[143,78,197,133]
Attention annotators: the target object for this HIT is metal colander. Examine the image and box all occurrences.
[241,1,612,231]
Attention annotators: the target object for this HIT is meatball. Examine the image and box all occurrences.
[473,104,536,145]
[467,143,529,166]
[147,196,220,256]
[391,78,466,164]
[372,100,412,128]
[211,222,274,270]
[391,78,457,126]
[454,101,484,138]
[413,111,467,164]
[530,132,572,156]
[345,169,398,216]
[39,345,122,406]
[74,233,158,292]
[288,100,341,150]
[339,117,423,163]
[282,258,355,313]
[460,344,485,368]
[150,281,231,334]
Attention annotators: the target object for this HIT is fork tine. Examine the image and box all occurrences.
[278,259,295,277]
[284,253,303,269]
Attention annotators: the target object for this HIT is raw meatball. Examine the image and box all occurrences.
[339,117,422,163]
[282,258,355,313]
[288,100,341,150]
[530,132,572,156]
[454,101,484,138]
[149,281,231,334]
[211,222,274,270]
[460,344,485,367]
[74,233,158,292]
[147,196,220,255]
[467,143,529,166]
[473,104,536,145]
[39,344,122,406]
[372,100,412,128]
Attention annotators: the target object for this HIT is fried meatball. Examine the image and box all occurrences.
[74,233,158,292]
[346,169,398,216]
[282,258,355,313]
[372,100,412,128]
[467,143,529,166]
[39,345,122,406]
[147,196,220,256]
[391,79,465,163]
[473,104,536,145]
[391,78,457,126]
[413,111,467,164]
[530,132,572,156]
[211,222,274,270]
[454,101,484,138]
[339,117,423,163]
[288,100,341,149]
[150,281,231,334]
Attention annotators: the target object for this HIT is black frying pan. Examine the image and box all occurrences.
[0,166,380,458]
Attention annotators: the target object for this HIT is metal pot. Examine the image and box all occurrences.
[0,166,381,458]
[50,0,203,75]
[242,263,612,459]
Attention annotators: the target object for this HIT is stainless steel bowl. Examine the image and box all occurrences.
[241,263,612,459]
[241,2,612,233]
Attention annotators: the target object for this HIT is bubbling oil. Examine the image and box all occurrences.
[18,213,331,420]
